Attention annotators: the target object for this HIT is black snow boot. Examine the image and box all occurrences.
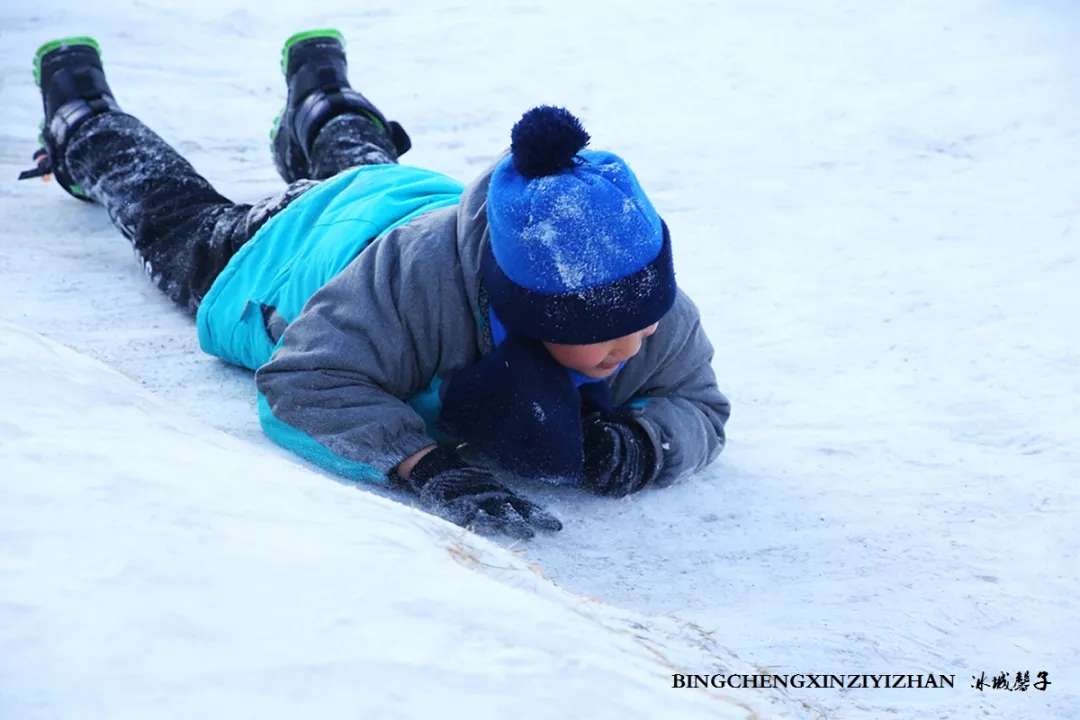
[18,37,122,201]
[271,29,411,183]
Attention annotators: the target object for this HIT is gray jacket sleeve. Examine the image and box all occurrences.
[610,290,731,486]
[254,213,479,478]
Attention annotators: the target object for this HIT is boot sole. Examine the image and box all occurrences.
[280,28,344,75]
[270,28,345,143]
[270,27,351,179]
[30,35,107,201]
[33,36,102,87]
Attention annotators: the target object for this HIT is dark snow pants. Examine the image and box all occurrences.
[63,112,398,314]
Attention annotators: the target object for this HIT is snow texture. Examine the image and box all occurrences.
[2,0,1080,718]
[0,322,802,719]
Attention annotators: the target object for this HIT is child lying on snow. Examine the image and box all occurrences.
[21,31,731,540]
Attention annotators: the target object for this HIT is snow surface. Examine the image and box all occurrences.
[0,322,806,719]
[2,0,1079,718]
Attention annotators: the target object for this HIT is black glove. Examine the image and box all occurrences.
[393,445,563,540]
[581,414,662,497]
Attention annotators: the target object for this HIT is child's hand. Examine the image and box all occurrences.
[392,445,563,540]
[581,413,662,497]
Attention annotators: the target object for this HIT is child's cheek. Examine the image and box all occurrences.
[545,343,610,371]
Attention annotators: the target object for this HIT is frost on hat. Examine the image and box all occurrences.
[483,106,676,344]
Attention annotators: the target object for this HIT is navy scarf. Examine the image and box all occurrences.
[437,310,618,484]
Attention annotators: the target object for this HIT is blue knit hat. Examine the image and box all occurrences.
[483,106,676,344]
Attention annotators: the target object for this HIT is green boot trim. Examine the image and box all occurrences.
[270,105,284,141]
[33,36,102,87]
[280,28,345,75]
[357,110,388,134]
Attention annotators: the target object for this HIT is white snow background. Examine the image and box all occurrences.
[0,322,802,720]
[1,0,1078,719]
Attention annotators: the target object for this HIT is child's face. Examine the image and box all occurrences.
[544,323,660,379]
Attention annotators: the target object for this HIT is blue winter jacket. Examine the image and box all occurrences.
[197,164,463,371]
[198,159,731,485]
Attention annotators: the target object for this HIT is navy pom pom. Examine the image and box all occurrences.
[510,106,591,179]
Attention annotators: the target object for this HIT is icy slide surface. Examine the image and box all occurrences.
[0,323,809,719]
[2,0,1079,718]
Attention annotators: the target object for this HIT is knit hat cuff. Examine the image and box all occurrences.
[481,222,676,344]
